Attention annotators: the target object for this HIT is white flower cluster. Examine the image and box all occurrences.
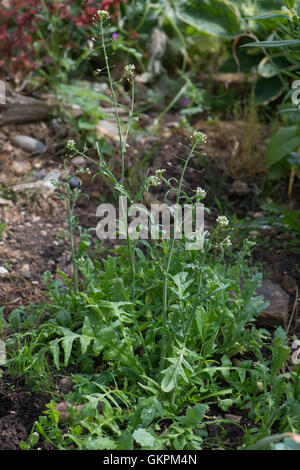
[97,10,110,20]
[147,168,166,187]
[191,130,207,143]
[195,187,206,200]
[222,237,232,248]
[216,215,229,227]
[147,175,161,186]
[66,140,76,151]
[124,64,135,76]
[155,169,166,178]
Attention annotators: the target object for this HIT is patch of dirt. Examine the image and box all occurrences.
[0,376,51,450]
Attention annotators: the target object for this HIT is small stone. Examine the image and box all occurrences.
[72,156,86,167]
[20,263,30,274]
[281,275,297,295]
[69,176,81,190]
[55,400,101,424]
[11,160,31,176]
[276,233,291,241]
[96,120,124,141]
[260,225,272,231]
[0,266,9,275]
[256,279,290,328]
[230,180,250,195]
[91,190,101,199]
[50,119,66,136]
[11,135,46,153]
[224,414,242,423]
[59,377,74,392]
[0,197,13,207]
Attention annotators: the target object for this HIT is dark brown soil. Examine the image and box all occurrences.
[0,376,51,450]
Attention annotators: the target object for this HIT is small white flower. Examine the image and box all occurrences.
[124,64,135,76]
[97,10,110,20]
[87,39,94,50]
[66,140,76,151]
[216,215,229,227]
[195,187,206,200]
[223,237,232,248]
[148,175,161,186]
[155,169,166,178]
[191,130,207,143]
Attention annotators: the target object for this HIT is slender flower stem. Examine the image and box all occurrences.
[123,74,135,151]
[63,159,78,294]
[99,18,125,185]
[99,18,136,297]
[158,139,200,375]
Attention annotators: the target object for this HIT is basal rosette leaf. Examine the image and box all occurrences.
[174,0,242,37]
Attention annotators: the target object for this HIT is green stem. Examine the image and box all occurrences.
[63,160,78,294]
[100,18,136,297]
[154,82,187,129]
[158,139,199,375]
[100,19,126,185]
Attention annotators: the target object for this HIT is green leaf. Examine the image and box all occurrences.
[179,404,209,426]
[79,335,93,355]
[254,76,283,104]
[287,151,300,166]
[61,335,77,367]
[19,441,30,450]
[86,437,117,450]
[161,348,190,393]
[246,14,289,20]
[78,120,96,130]
[265,125,300,167]
[218,397,235,411]
[8,309,21,331]
[195,306,207,341]
[273,437,300,450]
[258,56,291,79]
[140,407,156,427]
[281,211,300,231]
[284,0,295,9]
[161,364,179,393]
[242,39,300,48]
[271,328,290,377]
[117,430,133,450]
[28,432,39,448]
[256,0,285,11]
[49,339,61,369]
[132,428,156,448]
[175,0,241,37]
[82,316,94,336]
[247,433,289,450]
